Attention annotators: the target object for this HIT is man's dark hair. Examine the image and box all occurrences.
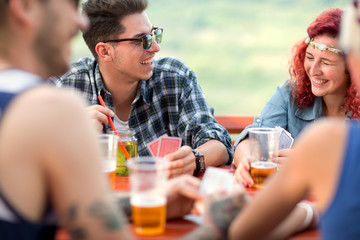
[82,0,148,59]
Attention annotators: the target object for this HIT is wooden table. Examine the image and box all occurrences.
[55,169,321,240]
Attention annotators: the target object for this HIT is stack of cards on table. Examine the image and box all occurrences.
[276,126,294,150]
[147,134,182,157]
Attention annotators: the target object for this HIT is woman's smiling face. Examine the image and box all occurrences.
[304,34,349,98]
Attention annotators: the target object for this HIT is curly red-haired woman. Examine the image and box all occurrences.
[234,8,360,187]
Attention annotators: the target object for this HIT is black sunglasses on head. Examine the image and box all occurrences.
[103,27,163,50]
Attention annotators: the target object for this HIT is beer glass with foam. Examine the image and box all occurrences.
[98,134,119,190]
[127,157,169,236]
[249,127,281,188]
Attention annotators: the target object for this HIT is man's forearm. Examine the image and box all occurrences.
[197,140,229,166]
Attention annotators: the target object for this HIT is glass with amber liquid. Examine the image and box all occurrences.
[116,129,138,176]
[249,127,280,188]
[128,157,169,236]
[250,161,277,188]
[131,195,166,235]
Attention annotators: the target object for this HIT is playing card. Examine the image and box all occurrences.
[147,138,160,157]
[276,126,294,150]
[199,167,234,195]
[195,167,244,215]
[158,136,182,157]
[147,134,169,157]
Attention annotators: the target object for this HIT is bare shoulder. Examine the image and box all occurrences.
[284,118,348,186]
[296,118,347,150]
[292,118,348,209]
[294,118,348,168]
[4,86,90,130]
[1,85,95,152]
[17,85,88,114]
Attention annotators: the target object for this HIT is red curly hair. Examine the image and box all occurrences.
[288,8,360,119]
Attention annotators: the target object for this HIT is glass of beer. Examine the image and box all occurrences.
[127,157,169,236]
[248,127,281,188]
[98,134,119,190]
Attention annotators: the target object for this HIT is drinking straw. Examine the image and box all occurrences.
[98,95,131,159]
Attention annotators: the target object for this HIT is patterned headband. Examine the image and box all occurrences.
[354,0,360,23]
[305,36,342,54]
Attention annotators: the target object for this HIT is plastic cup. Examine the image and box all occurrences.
[98,134,119,190]
[127,157,169,236]
[249,127,280,188]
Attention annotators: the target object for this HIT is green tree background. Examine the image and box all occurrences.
[72,0,347,115]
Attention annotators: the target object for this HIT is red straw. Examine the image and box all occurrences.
[98,95,131,160]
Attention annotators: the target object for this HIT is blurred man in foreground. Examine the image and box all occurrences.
[0,0,200,239]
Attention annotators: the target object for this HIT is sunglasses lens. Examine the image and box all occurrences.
[154,28,163,44]
[142,34,152,50]
[141,28,163,50]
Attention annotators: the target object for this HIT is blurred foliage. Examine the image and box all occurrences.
[73,0,347,115]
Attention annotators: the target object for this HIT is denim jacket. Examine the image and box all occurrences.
[234,79,352,148]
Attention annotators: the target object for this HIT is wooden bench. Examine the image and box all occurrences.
[215,115,255,135]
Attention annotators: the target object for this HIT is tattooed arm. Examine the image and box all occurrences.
[64,199,131,240]
[35,89,135,239]
[182,191,250,240]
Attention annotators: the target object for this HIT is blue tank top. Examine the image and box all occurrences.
[0,69,57,240]
[320,122,360,239]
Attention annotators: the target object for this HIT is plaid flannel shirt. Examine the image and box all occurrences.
[50,57,233,163]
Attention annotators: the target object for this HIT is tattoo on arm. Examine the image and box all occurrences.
[66,204,87,240]
[117,197,132,218]
[65,200,129,239]
[184,194,248,240]
[208,195,247,238]
[89,200,128,230]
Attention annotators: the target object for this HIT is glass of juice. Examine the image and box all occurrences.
[113,128,138,176]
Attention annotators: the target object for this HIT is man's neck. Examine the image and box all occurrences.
[112,83,138,122]
[99,65,140,121]
[0,46,44,78]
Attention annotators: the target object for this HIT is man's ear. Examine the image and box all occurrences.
[8,0,37,27]
[95,42,115,62]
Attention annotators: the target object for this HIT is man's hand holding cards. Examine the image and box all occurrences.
[147,135,198,178]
